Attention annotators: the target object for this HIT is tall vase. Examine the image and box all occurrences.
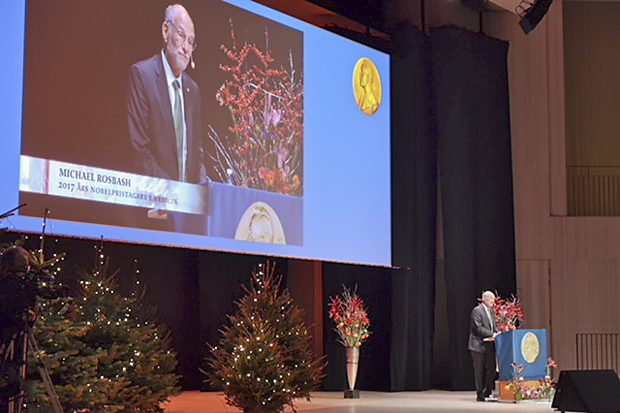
[344,346,360,398]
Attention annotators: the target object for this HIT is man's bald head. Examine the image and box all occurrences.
[481,291,495,308]
[162,4,196,77]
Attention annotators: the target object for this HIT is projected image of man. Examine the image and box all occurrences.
[127,4,204,183]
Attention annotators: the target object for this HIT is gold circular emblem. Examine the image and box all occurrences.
[521,332,540,363]
[353,58,382,115]
[235,202,286,245]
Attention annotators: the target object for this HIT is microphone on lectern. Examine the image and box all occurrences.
[190,55,196,69]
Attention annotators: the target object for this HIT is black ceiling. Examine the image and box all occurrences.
[306,0,386,30]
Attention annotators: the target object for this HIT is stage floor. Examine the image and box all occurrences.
[161,390,555,412]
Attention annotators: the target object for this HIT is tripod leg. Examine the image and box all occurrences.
[8,333,28,413]
[26,334,63,413]
[0,337,15,362]
[1,337,16,413]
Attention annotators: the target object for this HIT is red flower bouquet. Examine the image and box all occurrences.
[494,295,524,331]
[328,286,370,347]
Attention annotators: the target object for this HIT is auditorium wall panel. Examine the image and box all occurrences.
[485,0,620,372]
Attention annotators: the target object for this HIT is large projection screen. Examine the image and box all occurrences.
[1,0,391,267]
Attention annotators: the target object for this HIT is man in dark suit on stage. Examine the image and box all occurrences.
[468,290,499,402]
[127,4,203,184]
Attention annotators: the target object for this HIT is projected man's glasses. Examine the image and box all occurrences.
[167,21,197,51]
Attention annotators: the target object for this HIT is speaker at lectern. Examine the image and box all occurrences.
[495,329,547,400]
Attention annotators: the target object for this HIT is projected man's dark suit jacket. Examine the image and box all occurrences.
[127,53,203,183]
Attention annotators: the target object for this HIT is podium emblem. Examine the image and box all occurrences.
[235,201,286,244]
[521,332,540,363]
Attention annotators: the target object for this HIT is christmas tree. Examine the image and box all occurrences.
[28,294,125,413]
[27,244,181,412]
[206,262,325,413]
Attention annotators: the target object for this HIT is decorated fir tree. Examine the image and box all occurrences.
[28,245,181,412]
[28,295,126,413]
[206,262,325,413]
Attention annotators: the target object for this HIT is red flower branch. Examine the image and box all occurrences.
[208,19,303,196]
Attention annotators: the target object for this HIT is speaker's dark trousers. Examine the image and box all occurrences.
[471,344,496,398]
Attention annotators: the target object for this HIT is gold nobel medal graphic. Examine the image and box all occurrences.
[521,332,540,363]
[353,58,382,115]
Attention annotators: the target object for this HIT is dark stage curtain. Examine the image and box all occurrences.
[430,26,517,390]
[388,24,438,391]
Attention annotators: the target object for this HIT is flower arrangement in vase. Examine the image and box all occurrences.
[328,286,370,398]
[494,294,524,331]
[328,286,370,347]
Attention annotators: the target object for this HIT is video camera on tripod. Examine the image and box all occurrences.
[0,246,67,413]
[0,248,68,333]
